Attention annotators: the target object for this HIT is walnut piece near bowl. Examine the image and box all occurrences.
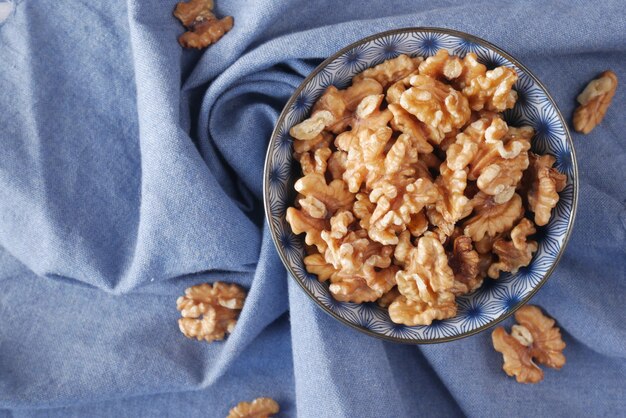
[492,305,566,384]
[573,70,618,134]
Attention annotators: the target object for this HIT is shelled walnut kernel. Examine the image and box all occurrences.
[176,282,246,343]
[227,397,279,418]
[174,0,233,49]
[492,305,565,383]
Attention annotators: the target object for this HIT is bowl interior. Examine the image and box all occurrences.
[264,28,577,343]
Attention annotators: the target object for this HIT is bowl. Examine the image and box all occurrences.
[263,27,578,343]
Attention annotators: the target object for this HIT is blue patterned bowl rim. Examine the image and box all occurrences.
[263,27,579,344]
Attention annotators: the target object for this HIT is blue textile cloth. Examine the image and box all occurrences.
[0,0,625,416]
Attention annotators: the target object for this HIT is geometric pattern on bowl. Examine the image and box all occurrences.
[264,28,578,343]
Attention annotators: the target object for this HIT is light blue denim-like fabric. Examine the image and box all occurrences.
[0,1,625,417]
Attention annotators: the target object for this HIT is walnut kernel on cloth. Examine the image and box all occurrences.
[227,397,280,418]
[573,70,618,134]
[176,282,246,343]
[492,305,566,384]
[174,0,233,49]
[285,52,564,325]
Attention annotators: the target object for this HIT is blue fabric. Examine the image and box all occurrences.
[0,0,625,416]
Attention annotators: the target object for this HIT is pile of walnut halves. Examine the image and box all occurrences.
[286,50,567,326]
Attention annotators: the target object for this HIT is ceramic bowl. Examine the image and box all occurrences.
[263,27,578,343]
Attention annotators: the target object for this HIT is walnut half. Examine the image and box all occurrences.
[488,218,538,278]
[523,153,566,226]
[573,70,617,134]
[390,232,457,325]
[227,397,280,418]
[448,235,481,295]
[176,282,246,343]
[492,305,566,384]
[174,0,234,49]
